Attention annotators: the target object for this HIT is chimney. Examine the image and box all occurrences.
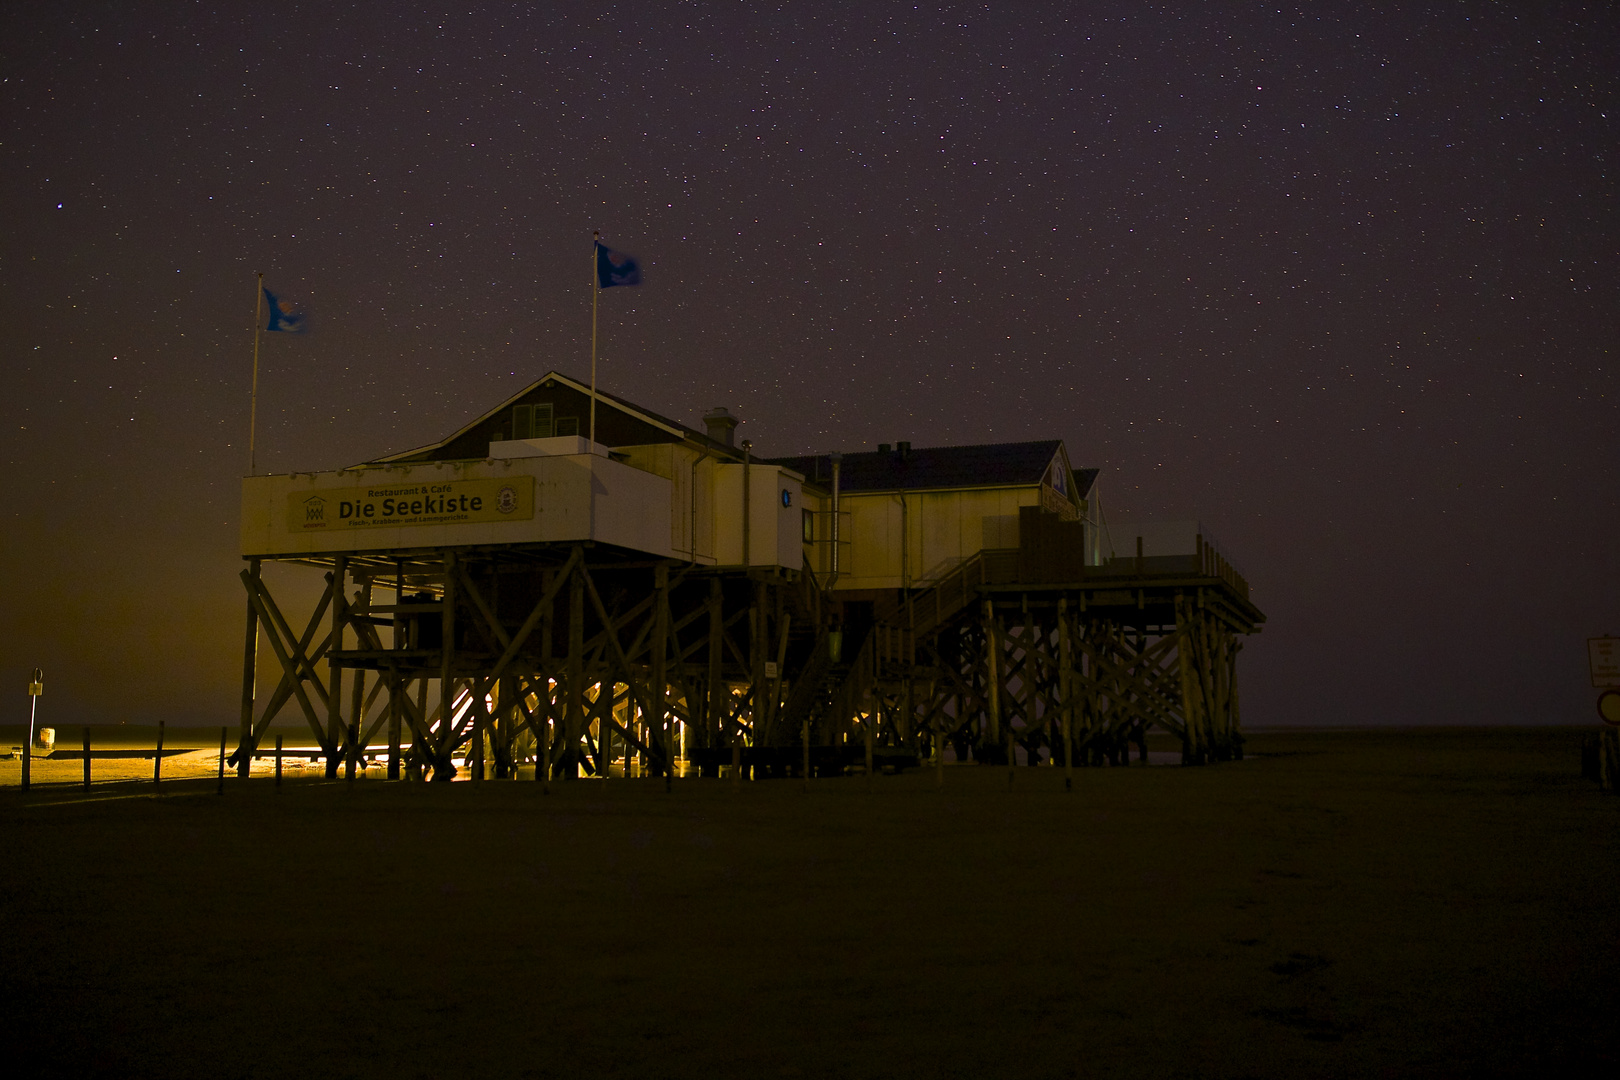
[896,440,911,461]
[703,407,738,448]
[877,443,892,454]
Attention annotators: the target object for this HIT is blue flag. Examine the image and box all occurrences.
[263,287,307,333]
[595,242,641,289]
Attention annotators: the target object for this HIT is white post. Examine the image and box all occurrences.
[23,668,42,793]
[590,232,600,447]
[249,272,263,476]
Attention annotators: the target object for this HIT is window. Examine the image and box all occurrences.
[555,415,579,436]
[802,508,814,543]
[512,403,555,439]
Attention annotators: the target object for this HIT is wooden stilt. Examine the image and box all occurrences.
[536,680,553,792]
[387,670,402,780]
[413,677,429,781]
[982,599,1003,765]
[1059,599,1073,791]
[749,579,766,773]
[652,563,671,791]
[471,677,486,783]
[326,556,347,779]
[539,578,555,786]
[346,665,364,781]
[707,577,724,776]
[238,557,261,778]
[936,718,945,787]
[388,560,405,780]
[496,676,515,779]
[237,570,335,760]
[437,551,457,780]
[566,554,585,780]
[347,721,359,783]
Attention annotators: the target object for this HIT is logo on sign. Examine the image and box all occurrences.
[304,496,327,523]
[496,485,519,514]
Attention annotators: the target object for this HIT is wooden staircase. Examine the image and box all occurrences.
[871,549,1003,639]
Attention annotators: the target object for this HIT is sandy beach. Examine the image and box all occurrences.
[0,727,1614,1078]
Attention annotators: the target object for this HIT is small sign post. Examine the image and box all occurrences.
[1589,640,1620,730]
[23,669,42,793]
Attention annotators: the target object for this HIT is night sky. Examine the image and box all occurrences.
[3,2,1616,730]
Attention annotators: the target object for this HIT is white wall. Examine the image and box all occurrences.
[709,463,802,569]
[615,442,722,565]
[834,486,1043,591]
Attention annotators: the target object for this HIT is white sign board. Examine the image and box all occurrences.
[1589,637,1620,688]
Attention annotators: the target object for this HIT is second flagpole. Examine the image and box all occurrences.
[589,231,599,447]
[250,271,263,476]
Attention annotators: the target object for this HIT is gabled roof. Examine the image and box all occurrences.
[767,440,1098,497]
[362,371,735,465]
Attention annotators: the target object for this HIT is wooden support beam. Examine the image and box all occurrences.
[237,558,261,778]
[239,570,335,752]
[759,611,791,747]
[580,560,668,773]
[435,551,457,779]
[327,555,347,778]
[982,599,1002,748]
[228,611,335,771]
[565,551,586,779]
[247,572,335,715]
[651,562,671,787]
[1072,632,1186,741]
[412,677,430,780]
[706,577,724,764]
[353,670,392,748]
[1059,599,1074,787]
[388,559,405,779]
[346,664,365,780]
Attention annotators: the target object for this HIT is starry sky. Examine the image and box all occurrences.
[2,1,1616,730]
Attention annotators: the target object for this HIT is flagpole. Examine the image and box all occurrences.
[250,271,263,476]
[590,231,599,448]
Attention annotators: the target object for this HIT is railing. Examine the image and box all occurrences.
[872,550,993,638]
[1195,534,1250,600]
[869,529,1251,640]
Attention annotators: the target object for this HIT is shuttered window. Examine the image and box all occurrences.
[512,403,555,439]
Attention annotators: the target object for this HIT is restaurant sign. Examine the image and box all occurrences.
[287,476,535,532]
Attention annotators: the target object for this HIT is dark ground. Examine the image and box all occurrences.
[1,728,1616,1079]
